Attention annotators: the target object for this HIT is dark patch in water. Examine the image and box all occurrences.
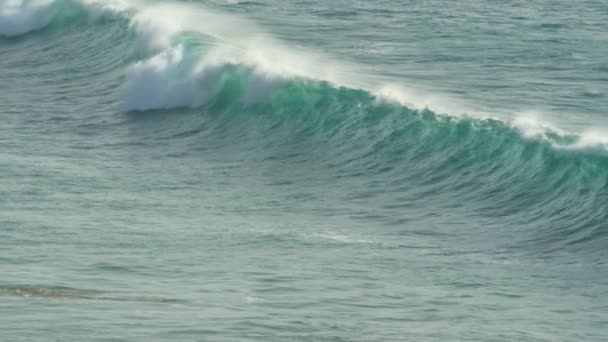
[0,285,186,303]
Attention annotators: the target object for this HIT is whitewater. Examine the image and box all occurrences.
[1,0,607,341]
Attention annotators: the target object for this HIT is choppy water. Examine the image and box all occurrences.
[1,0,607,341]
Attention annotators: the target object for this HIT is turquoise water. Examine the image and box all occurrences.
[1,0,607,341]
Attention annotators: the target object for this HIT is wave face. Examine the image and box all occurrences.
[110,2,608,254]
[128,3,607,255]
[1,1,607,341]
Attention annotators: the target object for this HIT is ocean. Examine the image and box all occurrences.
[1,0,607,341]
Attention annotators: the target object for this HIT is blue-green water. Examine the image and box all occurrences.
[1,1,607,341]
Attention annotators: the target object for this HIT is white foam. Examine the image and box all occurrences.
[512,112,608,151]
[314,233,373,245]
[120,43,288,111]
[0,0,57,36]
[121,44,204,111]
[120,2,485,114]
[559,129,608,150]
[375,83,481,117]
[121,2,357,110]
[512,113,561,139]
[128,3,356,82]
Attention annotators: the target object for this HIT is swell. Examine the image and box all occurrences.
[127,75,608,255]
[266,85,605,253]
[2,1,607,254]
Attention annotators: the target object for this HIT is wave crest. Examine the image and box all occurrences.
[0,0,134,37]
